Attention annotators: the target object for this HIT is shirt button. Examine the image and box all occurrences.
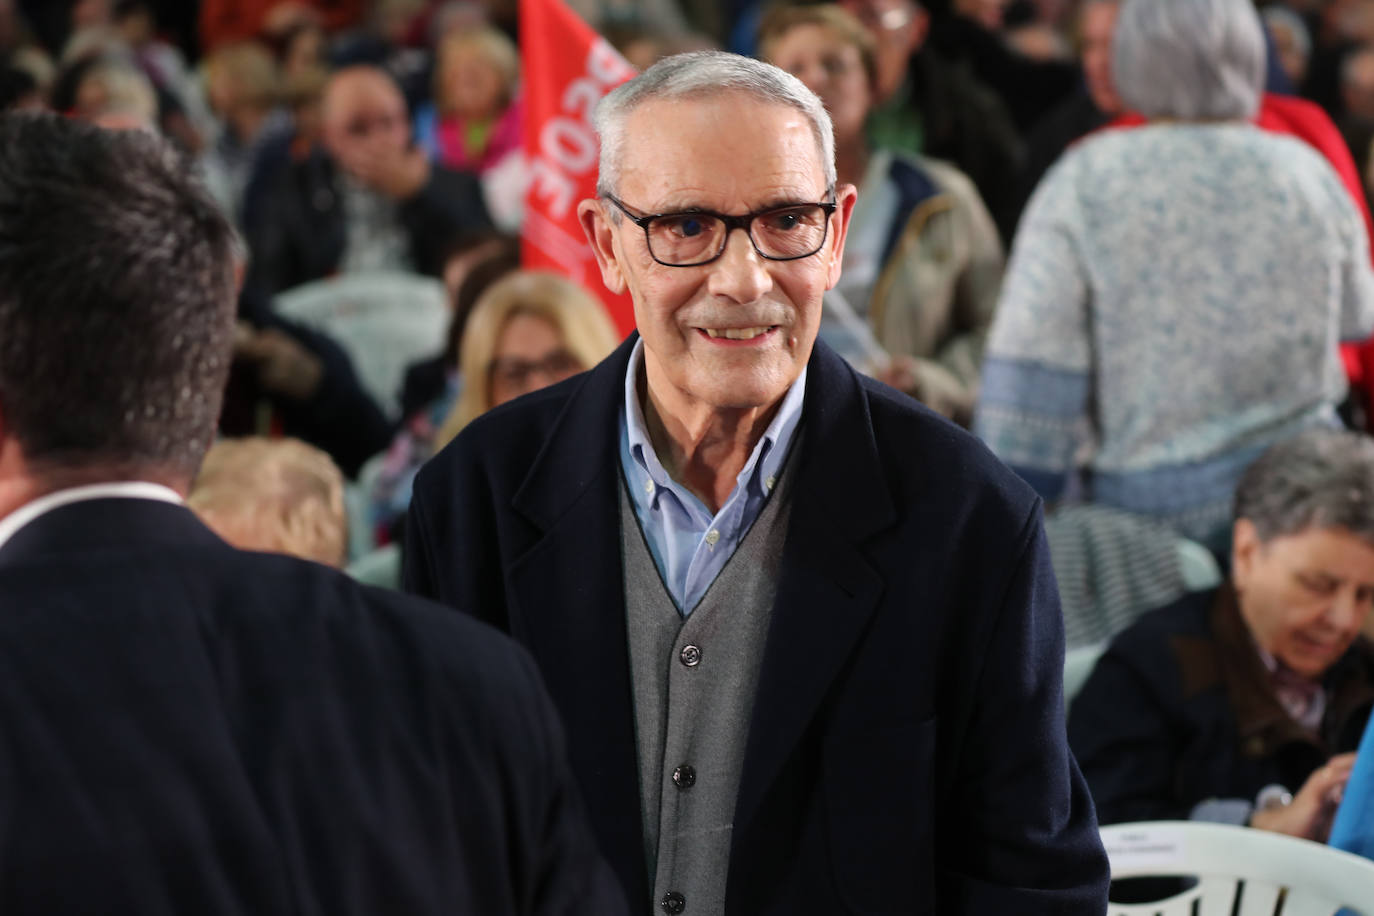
[704,529,720,547]
[644,477,655,496]
[661,892,686,914]
[680,644,702,667]
[673,765,696,789]
[765,475,776,491]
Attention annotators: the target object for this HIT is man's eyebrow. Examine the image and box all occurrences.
[748,196,820,212]
[652,194,829,215]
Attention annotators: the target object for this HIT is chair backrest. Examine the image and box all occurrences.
[1101,821,1374,916]
[347,543,401,591]
[1046,505,1222,652]
[1064,641,1107,708]
[274,271,449,420]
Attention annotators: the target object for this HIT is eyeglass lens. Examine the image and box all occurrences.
[490,350,582,389]
[645,205,830,265]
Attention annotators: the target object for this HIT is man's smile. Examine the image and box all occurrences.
[696,325,779,342]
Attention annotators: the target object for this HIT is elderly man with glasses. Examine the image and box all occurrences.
[404,50,1109,915]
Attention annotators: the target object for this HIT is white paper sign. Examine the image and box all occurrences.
[1103,826,1189,872]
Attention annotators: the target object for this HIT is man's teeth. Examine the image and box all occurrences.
[704,326,770,340]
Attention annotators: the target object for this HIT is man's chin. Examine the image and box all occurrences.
[685,370,801,414]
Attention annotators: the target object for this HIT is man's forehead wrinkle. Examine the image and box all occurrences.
[618,101,826,214]
[644,184,827,214]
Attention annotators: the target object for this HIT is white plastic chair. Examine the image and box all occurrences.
[273,271,449,420]
[1101,820,1374,916]
[347,543,401,591]
[1064,641,1107,708]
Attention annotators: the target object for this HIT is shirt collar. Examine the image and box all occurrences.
[0,481,184,553]
[622,337,806,508]
[1252,642,1322,684]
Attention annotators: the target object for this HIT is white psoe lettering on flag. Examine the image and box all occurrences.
[527,41,634,277]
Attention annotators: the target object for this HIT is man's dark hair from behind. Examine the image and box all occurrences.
[0,112,236,483]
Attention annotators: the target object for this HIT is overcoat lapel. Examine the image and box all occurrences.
[505,334,649,906]
[733,344,897,837]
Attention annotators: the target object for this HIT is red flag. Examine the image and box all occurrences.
[520,0,638,336]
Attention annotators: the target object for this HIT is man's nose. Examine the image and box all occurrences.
[706,226,773,304]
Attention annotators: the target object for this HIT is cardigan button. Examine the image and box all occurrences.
[673,765,696,789]
[680,644,702,667]
[660,891,686,913]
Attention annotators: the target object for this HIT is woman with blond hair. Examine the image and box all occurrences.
[190,436,348,568]
[368,270,620,543]
[434,270,620,444]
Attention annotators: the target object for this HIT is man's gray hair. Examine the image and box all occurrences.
[593,50,835,200]
[1111,0,1264,122]
[1234,428,1374,546]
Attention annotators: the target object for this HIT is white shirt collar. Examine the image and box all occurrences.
[0,481,184,553]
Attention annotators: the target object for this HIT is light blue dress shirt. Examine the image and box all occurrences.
[619,338,806,615]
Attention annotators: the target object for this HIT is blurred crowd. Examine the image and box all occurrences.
[4,0,1374,869]
[0,0,1360,513]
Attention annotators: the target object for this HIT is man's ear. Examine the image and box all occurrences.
[0,398,28,485]
[1231,518,1258,589]
[577,198,627,295]
[824,182,860,290]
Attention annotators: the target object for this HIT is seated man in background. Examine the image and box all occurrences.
[0,112,621,916]
[245,64,492,297]
[1070,428,1374,842]
[190,436,348,567]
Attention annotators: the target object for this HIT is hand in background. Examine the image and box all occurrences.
[1250,752,1357,841]
[235,323,325,402]
[344,144,431,201]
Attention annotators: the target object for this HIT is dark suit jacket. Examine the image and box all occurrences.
[405,336,1110,914]
[0,497,625,916]
[244,149,491,298]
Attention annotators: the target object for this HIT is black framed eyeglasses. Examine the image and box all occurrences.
[603,193,838,267]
